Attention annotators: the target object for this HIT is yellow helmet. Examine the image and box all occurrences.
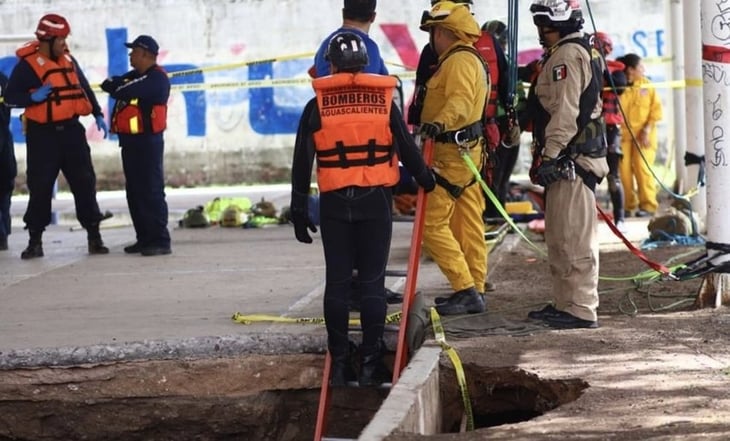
[420,1,481,42]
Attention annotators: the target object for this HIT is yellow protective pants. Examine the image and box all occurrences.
[619,136,658,213]
[423,144,487,293]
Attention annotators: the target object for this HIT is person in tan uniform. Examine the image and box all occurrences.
[418,1,489,315]
[526,0,608,329]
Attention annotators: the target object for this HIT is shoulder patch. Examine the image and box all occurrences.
[552,64,567,81]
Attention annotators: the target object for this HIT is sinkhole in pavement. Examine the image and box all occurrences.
[0,354,587,440]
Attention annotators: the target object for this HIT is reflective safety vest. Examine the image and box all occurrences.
[312,73,399,193]
[111,67,168,135]
[473,31,500,119]
[18,41,93,123]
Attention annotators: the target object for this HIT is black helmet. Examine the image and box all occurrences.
[530,0,584,31]
[482,20,507,47]
[325,32,369,72]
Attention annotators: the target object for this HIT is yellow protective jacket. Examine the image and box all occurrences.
[421,41,487,160]
[17,41,93,123]
[619,76,663,149]
[312,73,399,192]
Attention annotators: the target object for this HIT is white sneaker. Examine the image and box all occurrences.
[616,220,628,233]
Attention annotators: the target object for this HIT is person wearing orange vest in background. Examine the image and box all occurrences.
[3,13,109,260]
[480,19,525,221]
[290,32,435,388]
[592,31,629,232]
[101,35,172,257]
[616,53,663,218]
[418,2,489,316]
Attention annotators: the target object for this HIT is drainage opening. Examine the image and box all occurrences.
[0,356,589,440]
[0,354,388,441]
[440,363,589,432]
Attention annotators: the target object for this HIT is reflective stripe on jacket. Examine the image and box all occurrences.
[18,41,92,123]
[312,73,399,192]
[111,66,168,135]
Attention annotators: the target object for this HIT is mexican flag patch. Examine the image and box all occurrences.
[552,64,567,81]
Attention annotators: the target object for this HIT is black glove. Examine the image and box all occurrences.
[415,168,436,193]
[534,156,563,187]
[100,76,122,93]
[419,121,444,139]
[290,192,317,244]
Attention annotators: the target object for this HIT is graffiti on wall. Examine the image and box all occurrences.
[0,25,668,143]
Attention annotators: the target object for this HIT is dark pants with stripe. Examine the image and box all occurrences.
[120,134,170,249]
[24,120,103,231]
[320,186,392,355]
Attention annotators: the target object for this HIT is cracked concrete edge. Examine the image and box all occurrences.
[0,333,328,370]
[360,343,443,440]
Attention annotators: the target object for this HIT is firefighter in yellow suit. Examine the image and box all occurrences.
[419,1,489,315]
[617,53,663,217]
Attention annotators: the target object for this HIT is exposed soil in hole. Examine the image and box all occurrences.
[440,364,588,432]
[0,353,579,440]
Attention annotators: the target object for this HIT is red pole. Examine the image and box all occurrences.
[392,138,434,382]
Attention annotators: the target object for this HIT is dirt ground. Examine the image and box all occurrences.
[391,234,730,441]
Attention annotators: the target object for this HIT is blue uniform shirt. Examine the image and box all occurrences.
[313,27,388,78]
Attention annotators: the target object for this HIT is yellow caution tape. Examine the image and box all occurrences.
[231,311,402,326]
[167,52,316,78]
[461,151,547,257]
[430,307,474,432]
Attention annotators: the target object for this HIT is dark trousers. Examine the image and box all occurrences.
[485,143,521,218]
[320,186,393,353]
[23,121,103,231]
[0,189,10,237]
[121,138,170,248]
[606,124,625,222]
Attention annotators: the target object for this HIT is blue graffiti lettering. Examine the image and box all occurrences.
[632,30,649,58]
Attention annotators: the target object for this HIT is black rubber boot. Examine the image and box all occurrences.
[0,235,7,251]
[87,224,109,255]
[358,341,391,388]
[21,230,43,260]
[329,351,357,387]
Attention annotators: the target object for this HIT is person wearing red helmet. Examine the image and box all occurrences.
[593,31,629,231]
[2,13,109,259]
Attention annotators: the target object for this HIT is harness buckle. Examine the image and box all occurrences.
[453,129,470,148]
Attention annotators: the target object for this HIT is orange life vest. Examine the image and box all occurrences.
[17,41,93,124]
[473,31,500,119]
[312,73,399,193]
[111,68,168,135]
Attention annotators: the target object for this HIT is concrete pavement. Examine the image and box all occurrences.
[0,184,652,368]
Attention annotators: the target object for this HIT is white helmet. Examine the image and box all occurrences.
[530,0,584,29]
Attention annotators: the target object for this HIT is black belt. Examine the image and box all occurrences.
[435,121,483,145]
[26,117,79,131]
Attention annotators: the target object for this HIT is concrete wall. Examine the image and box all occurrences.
[1,0,671,189]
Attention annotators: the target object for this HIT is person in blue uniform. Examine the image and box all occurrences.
[3,13,109,259]
[311,0,388,78]
[101,35,171,256]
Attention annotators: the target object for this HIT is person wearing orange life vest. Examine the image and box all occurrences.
[101,35,171,256]
[3,13,109,260]
[592,31,628,231]
[290,32,435,388]
[418,1,489,316]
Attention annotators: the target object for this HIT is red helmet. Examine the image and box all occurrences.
[35,14,71,40]
[593,31,613,55]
